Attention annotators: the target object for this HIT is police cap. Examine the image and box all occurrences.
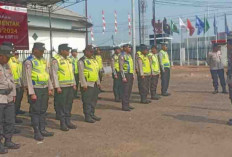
[33,42,46,51]
[58,44,72,52]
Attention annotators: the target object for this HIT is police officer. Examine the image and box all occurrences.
[119,44,134,111]
[137,45,152,104]
[227,35,232,125]
[207,43,227,94]
[69,49,80,98]
[111,46,122,102]
[135,46,142,96]
[24,42,54,141]
[51,44,77,131]
[78,45,101,123]
[148,45,161,100]
[94,47,104,92]
[0,43,20,154]
[8,48,25,124]
[159,42,171,96]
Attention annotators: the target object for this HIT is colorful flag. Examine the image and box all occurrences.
[89,16,94,41]
[204,17,210,33]
[102,10,106,34]
[187,19,195,36]
[179,17,187,29]
[195,16,204,35]
[225,14,230,35]
[163,17,171,35]
[171,20,179,34]
[213,15,218,35]
[114,10,117,34]
[128,13,131,36]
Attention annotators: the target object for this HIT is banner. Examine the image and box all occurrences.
[0,4,29,50]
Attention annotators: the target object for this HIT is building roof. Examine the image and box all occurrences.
[0,0,62,6]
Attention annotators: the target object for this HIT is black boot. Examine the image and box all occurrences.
[151,94,161,100]
[0,140,7,154]
[39,117,54,137]
[212,89,218,94]
[85,115,95,123]
[32,116,44,141]
[60,118,69,131]
[128,106,134,110]
[4,137,20,149]
[65,118,77,129]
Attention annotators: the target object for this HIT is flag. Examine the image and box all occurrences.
[204,17,210,33]
[128,13,131,36]
[114,10,117,34]
[179,17,187,29]
[225,14,230,35]
[171,20,179,34]
[195,16,204,35]
[213,15,218,35]
[163,17,171,35]
[187,19,195,36]
[102,10,106,34]
[89,16,94,41]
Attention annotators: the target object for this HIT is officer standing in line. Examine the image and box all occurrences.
[8,49,25,124]
[137,45,152,104]
[0,43,20,154]
[119,44,134,111]
[94,47,104,92]
[51,44,77,131]
[78,45,101,123]
[159,42,171,96]
[69,49,80,98]
[24,43,54,141]
[207,43,227,94]
[111,46,122,102]
[135,46,142,95]
[148,45,161,100]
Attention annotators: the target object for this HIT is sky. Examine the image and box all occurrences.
[67,0,232,46]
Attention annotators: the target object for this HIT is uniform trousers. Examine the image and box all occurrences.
[210,69,226,90]
[161,68,170,94]
[112,72,122,101]
[121,73,134,110]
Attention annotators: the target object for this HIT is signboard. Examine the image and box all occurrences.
[0,4,29,50]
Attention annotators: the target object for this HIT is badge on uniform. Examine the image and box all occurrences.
[34,61,38,66]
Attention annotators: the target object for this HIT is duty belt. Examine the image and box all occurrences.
[0,89,12,95]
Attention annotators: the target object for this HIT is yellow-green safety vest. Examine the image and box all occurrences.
[82,57,99,82]
[148,53,160,74]
[122,53,134,74]
[160,50,170,68]
[30,57,49,85]
[95,55,103,70]
[138,53,151,75]
[113,54,120,72]
[54,54,74,85]
[8,57,21,84]
[70,56,79,74]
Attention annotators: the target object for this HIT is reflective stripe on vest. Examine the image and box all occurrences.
[123,54,134,74]
[160,50,170,68]
[83,57,99,82]
[31,57,49,85]
[8,57,21,84]
[95,55,103,70]
[138,54,151,75]
[113,54,120,72]
[148,53,160,74]
[54,54,74,85]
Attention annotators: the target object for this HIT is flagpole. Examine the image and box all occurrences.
[187,30,189,66]
[180,27,182,66]
[204,14,207,66]
[197,36,199,66]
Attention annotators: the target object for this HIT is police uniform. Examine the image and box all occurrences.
[148,52,161,100]
[159,43,171,96]
[24,43,54,141]
[119,44,134,111]
[0,43,20,154]
[69,49,79,98]
[227,35,232,125]
[51,44,77,131]
[111,47,122,102]
[135,50,142,95]
[137,45,152,104]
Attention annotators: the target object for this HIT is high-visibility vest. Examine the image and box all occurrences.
[69,56,79,74]
[138,53,151,75]
[81,56,99,82]
[148,53,160,74]
[28,56,49,86]
[160,50,170,68]
[8,57,21,84]
[122,52,134,74]
[113,54,120,72]
[95,55,103,70]
[53,54,74,85]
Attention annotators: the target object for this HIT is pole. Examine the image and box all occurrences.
[85,0,88,47]
[197,37,199,66]
[132,0,136,66]
[138,0,141,45]
[171,38,173,66]
[180,27,182,66]
[152,0,156,45]
[48,6,53,59]
[187,32,189,66]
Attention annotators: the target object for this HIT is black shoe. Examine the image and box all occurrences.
[0,142,7,154]
[85,116,96,123]
[60,120,69,131]
[17,110,26,115]
[4,141,20,149]
[122,108,131,111]
[128,106,134,110]
[65,120,77,129]
[222,90,228,94]
[34,131,44,141]
[162,93,171,96]
[40,130,54,137]
[212,90,218,94]
[91,115,101,121]
[15,118,23,124]
[14,128,21,134]
[140,100,150,104]
[151,95,161,100]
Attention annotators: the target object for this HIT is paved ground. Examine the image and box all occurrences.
[6,66,232,157]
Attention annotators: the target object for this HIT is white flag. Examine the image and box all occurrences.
[179,17,186,28]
